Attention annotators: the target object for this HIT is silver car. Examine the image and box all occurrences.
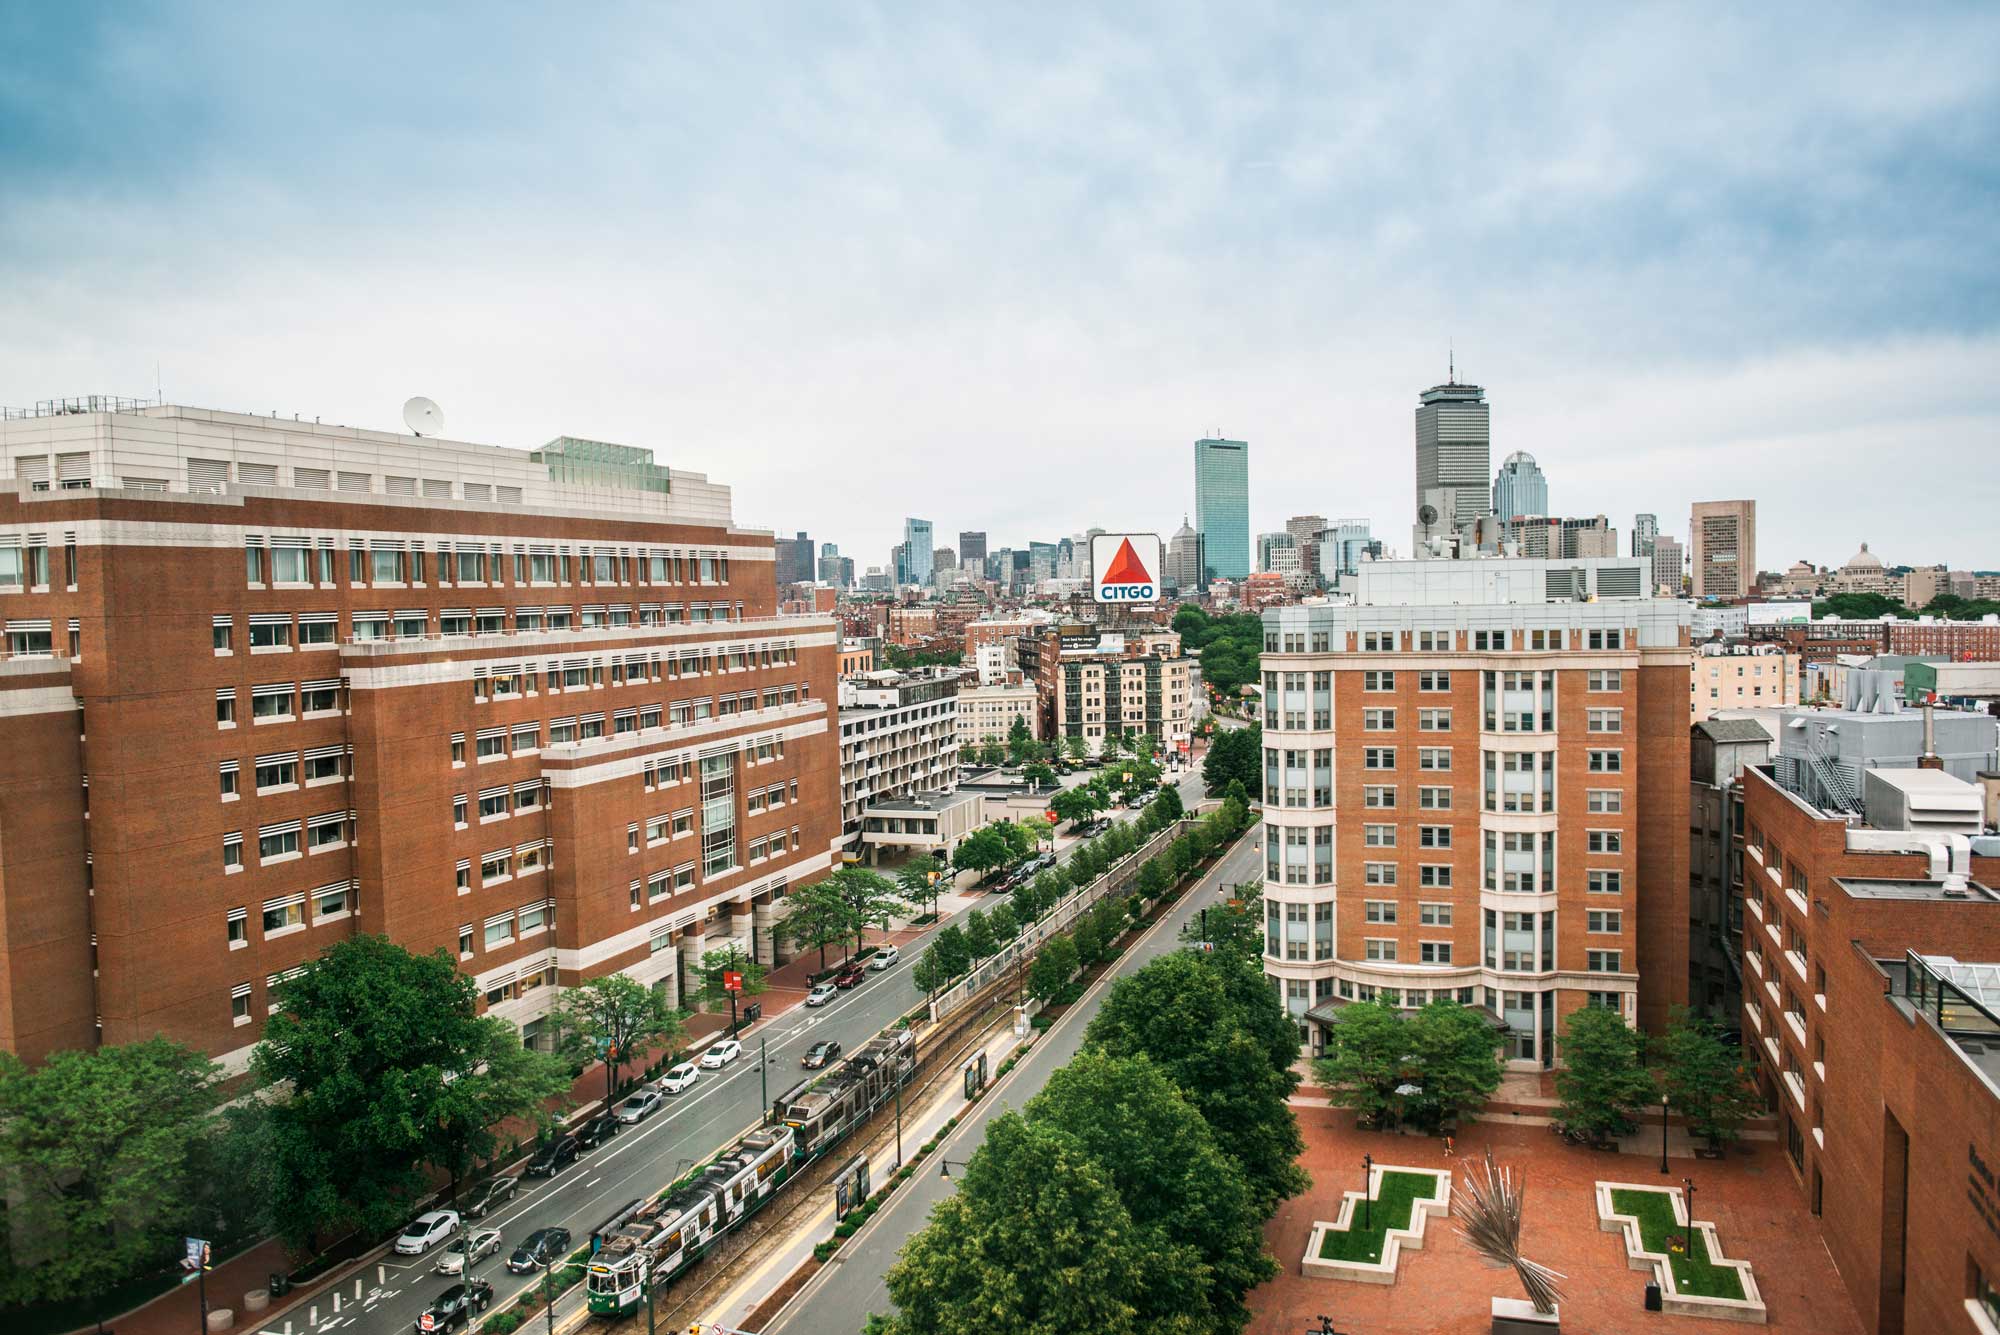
[434,1228,502,1275]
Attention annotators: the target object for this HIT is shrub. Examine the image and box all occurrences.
[484,1313,523,1335]
[813,1241,836,1263]
[945,1115,959,1129]
[834,1220,857,1238]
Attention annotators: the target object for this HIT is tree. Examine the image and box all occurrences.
[1019,814,1052,853]
[1006,715,1040,766]
[1202,724,1262,799]
[911,947,952,997]
[1063,734,1090,762]
[1554,1005,1658,1142]
[823,866,911,957]
[1137,857,1170,900]
[995,820,1033,863]
[1150,783,1185,823]
[951,825,1011,880]
[256,936,499,1249]
[1022,761,1058,790]
[1084,951,1307,1215]
[1071,905,1108,964]
[1312,999,1406,1128]
[931,925,973,978]
[963,909,997,960]
[550,973,688,1105]
[422,1018,573,1203]
[1049,785,1098,826]
[1026,1051,1278,1334]
[975,737,1007,767]
[0,1038,217,1309]
[1655,1007,1763,1150]
[987,901,1020,942]
[1009,879,1042,930]
[880,1115,1145,1335]
[1399,1001,1506,1132]
[1028,932,1079,1004]
[895,855,948,920]
[775,878,853,971]
[696,944,768,1026]
[1812,591,1909,619]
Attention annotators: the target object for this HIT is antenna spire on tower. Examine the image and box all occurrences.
[1449,341,1455,385]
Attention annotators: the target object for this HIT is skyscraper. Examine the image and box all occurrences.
[903,518,934,586]
[1631,513,1659,559]
[1690,500,1756,599]
[1317,519,1376,579]
[1491,450,1548,520]
[1415,374,1491,537]
[817,542,853,589]
[774,530,815,585]
[1193,437,1249,581]
[1256,531,1295,572]
[1652,534,1685,596]
[1166,518,1204,593]
[958,531,987,565]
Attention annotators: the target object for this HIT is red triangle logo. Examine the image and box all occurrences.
[1101,538,1152,585]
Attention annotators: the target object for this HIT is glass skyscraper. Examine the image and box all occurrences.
[1193,437,1249,582]
[1491,450,1548,520]
[903,517,933,585]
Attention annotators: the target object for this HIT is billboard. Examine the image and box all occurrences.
[1091,533,1162,604]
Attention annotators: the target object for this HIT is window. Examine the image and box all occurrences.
[1586,749,1622,773]
[1415,629,1452,652]
[478,788,509,820]
[227,908,248,947]
[1587,991,1623,1011]
[1586,628,1624,650]
[1586,950,1622,973]
[216,690,237,727]
[254,753,296,791]
[1588,870,1623,894]
[1363,785,1396,808]
[1419,864,1452,887]
[1587,669,1622,691]
[316,883,354,919]
[298,613,337,646]
[1363,862,1397,886]
[1472,630,1507,651]
[303,747,344,783]
[1587,709,1623,734]
[511,724,539,753]
[232,984,253,1024]
[1364,900,1398,923]
[1418,708,1451,731]
[481,851,511,883]
[1418,670,1450,692]
[1364,709,1395,731]
[1363,824,1396,847]
[251,684,294,721]
[1588,910,1623,933]
[451,733,466,765]
[1418,786,1452,810]
[1587,789,1623,814]
[248,618,290,650]
[456,860,471,894]
[518,902,549,938]
[1419,902,1453,926]
[261,896,305,935]
[453,794,468,827]
[1420,942,1453,964]
[300,680,339,714]
[212,618,233,653]
[257,822,300,861]
[1419,825,1451,849]
[484,915,515,948]
[1418,747,1452,771]
[459,924,474,957]
[222,832,243,871]
[1363,747,1396,770]
[1363,670,1396,691]
[219,761,239,799]
[477,729,507,760]
[1587,830,1622,854]
[1365,938,1398,961]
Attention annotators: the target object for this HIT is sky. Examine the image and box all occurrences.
[3,3,1998,573]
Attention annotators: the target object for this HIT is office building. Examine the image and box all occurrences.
[816,543,853,591]
[1691,500,1757,600]
[955,681,1040,753]
[1415,377,1491,540]
[1691,642,1799,721]
[1688,716,1774,1022]
[773,531,815,586]
[903,518,934,587]
[835,669,959,847]
[1318,520,1377,580]
[1491,451,1548,522]
[1652,534,1685,596]
[1194,438,1250,582]
[1258,531,1297,572]
[1286,515,1328,582]
[957,531,987,567]
[1631,513,1659,559]
[0,402,840,1065]
[1166,519,1204,593]
[1260,557,1694,1059]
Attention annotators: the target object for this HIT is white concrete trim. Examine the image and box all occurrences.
[544,712,828,789]
[1301,1165,1452,1283]
[0,682,77,716]
[1595,1180,1767,1323]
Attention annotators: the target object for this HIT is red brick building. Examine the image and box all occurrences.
[0,405,839,1070]
[1740,759,2000,1334]
[1885,617,2000,661]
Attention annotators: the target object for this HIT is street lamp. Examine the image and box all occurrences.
[938,1157,973,1180]
[1683,1175,1697,1241]
[540,1250,557,1335]
[1659,1090,1672,1174]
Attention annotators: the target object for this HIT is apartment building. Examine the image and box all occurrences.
[0,403,840,1068]
[1737,709,2000,1335]
[1259,557,1693,1062]
[1690,641,1799,721]
[835,668,959,846]
[955,681,1038,751]
[1047,646,1194,757]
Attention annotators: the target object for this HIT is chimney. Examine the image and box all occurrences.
[1918,700,1943,770]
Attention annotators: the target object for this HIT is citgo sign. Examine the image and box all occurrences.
[1091,533,1162,604]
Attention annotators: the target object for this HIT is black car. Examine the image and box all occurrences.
[802,1039,842,1069]
[523,1136,578,1177]
[574,1113,619,1149]
[414,1280,492,1334]
[507,1227,573,1274]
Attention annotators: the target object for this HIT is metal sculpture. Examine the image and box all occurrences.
[1453,1149,1565,1315]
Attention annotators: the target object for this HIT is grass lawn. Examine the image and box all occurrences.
[1317,1170,1440,1263]
[1608,1188,1747,1301]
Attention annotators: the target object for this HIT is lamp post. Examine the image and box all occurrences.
[1660,1090,1672,1174]
[1361,1152,1374,1230]
[938,1157,973,1180]
[540,1250,557,1335]
[894,1076,905,1170]
[1683,1175,1697,1240]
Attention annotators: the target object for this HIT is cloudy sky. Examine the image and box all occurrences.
[4,4,1997,572]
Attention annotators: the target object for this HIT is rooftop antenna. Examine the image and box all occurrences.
[1449,340,1455,385]
[402,396,444,437]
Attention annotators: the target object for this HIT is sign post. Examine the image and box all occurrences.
[181,1238,211,1335]
[723,969,742,1033]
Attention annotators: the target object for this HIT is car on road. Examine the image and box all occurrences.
[659,1061,699,1093]
[506,1227,573,1275]
[574,1112,620,1149]
[414,1279,492,1333]
[433,1228,502,1275]
[805,981,838,1007]
[615,1090,666,1124]
[833,966,866,990]
[869,944,900,971]
[395,1210,461,1256]
[699,1038,743,1069]
[802,1039,842,1068]
[460,1176,518,1220]
[523,1136,578,1178]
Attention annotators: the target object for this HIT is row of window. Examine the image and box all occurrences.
[458,899,559,956]
[219,746,349,799]
[221,813,354,869]
[224,882,357,949]
[1269,628,1630,654]
[215,681,342,726]
[245,535,732,591]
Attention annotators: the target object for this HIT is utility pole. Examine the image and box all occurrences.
[758,1036,769,1121]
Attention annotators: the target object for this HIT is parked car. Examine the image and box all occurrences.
[523,1136,578,1178]
[833,966,866,990]
[802,1039,842,1068]
[506,1227,573,1275]
[395,1210,461,1256]
[699,1038,742,1069]
[805,981,838,1008]
[414,1280,493,1333]
[615,1090,666,1124]
[659,1062,700,1094]
[433,1229,502,1276]
[460,1176,518,1220]
[869,944,900,971]
[574,1113,620,1149]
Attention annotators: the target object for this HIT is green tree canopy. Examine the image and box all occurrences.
[1048,785,1099,826]
[1811,591,1910,619]
[931,925,973,978]
[951,825,1012,878]
[963,908,997,960]
[549,972,687,1104]
[1655,1007,1763,1148]
[895,855,949,918]
[1554,1004,1658,1141]
[1202,724,1262,799]
[822,866,912,955]
[1063,734,1091,762]
[424,1018,574,1199]
[1023,760,1058,790]
[776,878,855,970]
[1315,999,1505,1133]
[1028,933,1079,1004]
[0,1038,218,1309]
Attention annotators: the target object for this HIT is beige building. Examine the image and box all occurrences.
[1690,642,1799,721]
[1050,652,1194,757]
[1829,543,1900,598]
[955,681,1039,751]
[1691,499,1757,599]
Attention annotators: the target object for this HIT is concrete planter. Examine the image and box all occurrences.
[1594,1181,1767,1324]
[1300,1165,1451,1284]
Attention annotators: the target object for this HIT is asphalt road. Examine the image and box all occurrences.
[304,766,1208,1335]
[770,809,1259,1335]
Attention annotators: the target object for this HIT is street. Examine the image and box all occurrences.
[292,766,1208,1335]
[768,810,1258,1335]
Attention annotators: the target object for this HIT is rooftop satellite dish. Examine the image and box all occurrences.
[1418,503,1439,526]
[402,396,444,437]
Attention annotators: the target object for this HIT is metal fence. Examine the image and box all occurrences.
[928,817,1194,1022]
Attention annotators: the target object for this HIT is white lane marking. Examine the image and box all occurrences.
[377,1265,386,1284]
[355,1278,364,1298]
[309,1306,318,1325]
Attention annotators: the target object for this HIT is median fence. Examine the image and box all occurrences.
[928,817,1194,1022]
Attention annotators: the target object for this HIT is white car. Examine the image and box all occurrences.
[616,1090,665,1124]
[434,1228,502,1275]
[395,1210,461,1256]
[698,1039,742,1069]
[869,945,900,971]
[659,1062,699,1094]
[805,981,838,1007]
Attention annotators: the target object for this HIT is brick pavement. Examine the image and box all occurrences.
[1248,1106,1864,1335]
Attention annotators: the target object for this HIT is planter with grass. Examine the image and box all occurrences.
[1596,1182,1766,1323]
[1301,1165,1451,1284]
